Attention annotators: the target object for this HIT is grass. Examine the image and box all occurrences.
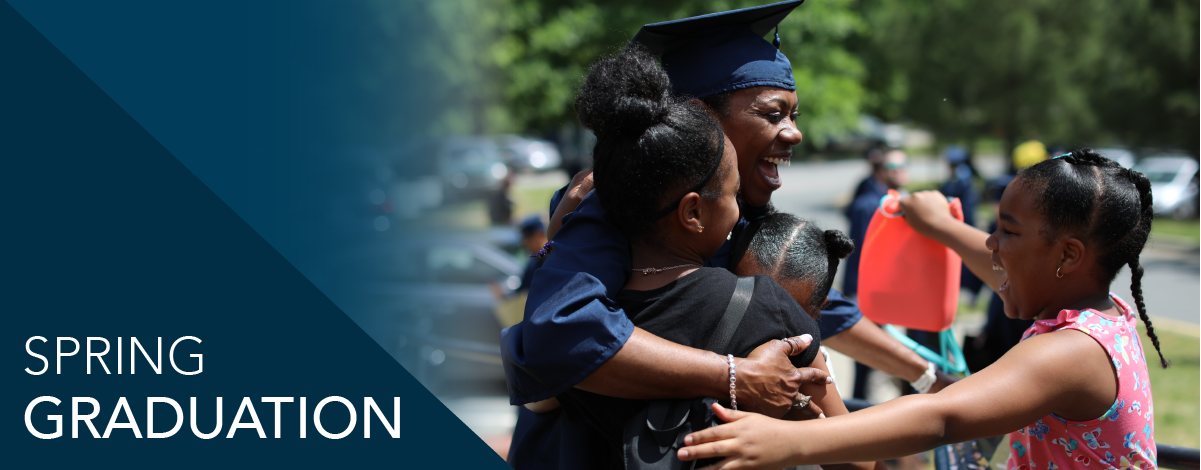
[416,178,563,231]
[1140,325,1200,448]
[1151,217,1200,243]
[511,184,559,222]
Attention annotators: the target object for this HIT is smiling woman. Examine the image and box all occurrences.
[703,86,803,208]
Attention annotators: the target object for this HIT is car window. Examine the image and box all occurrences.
[444,145,499,174]
[427,246,506,284]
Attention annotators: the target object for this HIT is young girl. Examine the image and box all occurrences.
[677,149,1167,470]
[730,211,855,321]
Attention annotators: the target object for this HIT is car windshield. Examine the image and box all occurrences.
[447,147,497,172]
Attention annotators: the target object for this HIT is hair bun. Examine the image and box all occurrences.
[824,230,855,259]
[575,43,674,138]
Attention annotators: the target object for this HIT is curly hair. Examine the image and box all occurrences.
[576,44,727,239]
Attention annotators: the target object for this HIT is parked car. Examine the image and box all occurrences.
[437,137,510,202]
[1133,156,1199,219]
[1096,148,1136,168]
[344,236,522,393]
[494,134,562,171]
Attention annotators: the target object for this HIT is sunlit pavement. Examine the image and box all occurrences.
[442,396,516,459]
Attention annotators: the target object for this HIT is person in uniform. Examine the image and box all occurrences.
[516,215,547,293]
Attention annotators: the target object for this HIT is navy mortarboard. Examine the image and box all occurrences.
[629,0,804,98]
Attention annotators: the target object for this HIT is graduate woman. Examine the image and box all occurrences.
[503,1,942,467]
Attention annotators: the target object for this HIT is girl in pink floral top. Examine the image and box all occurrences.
[1009,294,1156,469]
[672,149,1169,470]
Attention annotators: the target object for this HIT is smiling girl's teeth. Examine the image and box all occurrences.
[763,157,790,166]
[992,264,1004,271]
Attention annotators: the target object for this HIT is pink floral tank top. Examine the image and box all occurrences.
[1006,293,1157,470]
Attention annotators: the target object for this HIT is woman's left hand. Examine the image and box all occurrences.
[678,403,798,470]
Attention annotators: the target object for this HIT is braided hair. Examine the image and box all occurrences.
[730,210,855,315]
[1019,149,1169,368]
[576,44,727,240]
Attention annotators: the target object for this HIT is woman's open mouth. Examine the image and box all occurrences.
[756,156,788,188]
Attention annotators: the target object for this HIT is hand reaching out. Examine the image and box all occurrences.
[679,403,798,470]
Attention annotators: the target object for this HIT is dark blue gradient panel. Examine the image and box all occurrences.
[5,1,443,327]
[6,0,462,388]
[1,1,507,466]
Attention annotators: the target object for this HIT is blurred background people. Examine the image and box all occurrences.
[491,215,548,328]
[516,215,548,292]
[489,163,517,226]
[939,145,985,305]
[843,148,908,299]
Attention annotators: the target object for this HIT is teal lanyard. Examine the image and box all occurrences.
[882,325,971,376]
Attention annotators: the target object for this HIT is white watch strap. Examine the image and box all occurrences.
[909,361,937,393]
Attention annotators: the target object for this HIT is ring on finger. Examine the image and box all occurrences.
[793,394,811,408]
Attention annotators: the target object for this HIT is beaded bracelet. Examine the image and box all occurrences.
[727,354,737,410]
[530,241,553,258]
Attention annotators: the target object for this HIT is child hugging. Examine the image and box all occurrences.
[678,149,1167,470]
[730,211,856,322]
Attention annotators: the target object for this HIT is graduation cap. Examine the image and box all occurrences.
[630,0,804,99]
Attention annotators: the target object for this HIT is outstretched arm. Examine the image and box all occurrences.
[899,191,1004,291]
[678,330,1115,469]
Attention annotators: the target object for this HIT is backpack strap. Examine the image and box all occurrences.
[706,275,755,353]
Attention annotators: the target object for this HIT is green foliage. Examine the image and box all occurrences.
[480,0,868,142]
[360,0,1196,155]
[855,0,1199,154]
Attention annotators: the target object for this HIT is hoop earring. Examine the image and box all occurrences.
[1056,267,1063,278]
